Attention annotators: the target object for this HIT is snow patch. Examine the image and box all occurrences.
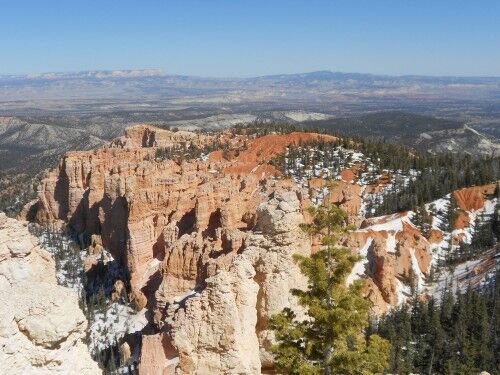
[89,303,148,354]
[395,279,411,305]
[361,214,406,232]
[346,238,373,285]
[409,249,425,291]
[386,234,397,254]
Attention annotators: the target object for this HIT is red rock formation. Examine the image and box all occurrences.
[29,125,330,309]
[453,183,496,211]
[138,333,177,375]
[365,173,391,194]
[24,123,497,373]
[344,213,434,308]
[340,168,356,182]
[324,180,362,216]
[363,279,389,315]
[25,124,449,314]
[236,132,335,165]
[395,222,431,275]
[428,229,444,244]
[454,210,470,229]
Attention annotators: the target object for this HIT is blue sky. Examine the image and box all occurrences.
[1,0,499,77]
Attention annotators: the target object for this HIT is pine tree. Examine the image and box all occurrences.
[375,271,499,375]
[270,204,390,375]
[412,205,432,237]
[471,210,496,250]
[493,199,500,242]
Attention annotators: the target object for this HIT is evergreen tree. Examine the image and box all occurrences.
[375,271,499,375]
[471,210,496,250]
[270,204,390,375]
[412,205,432,237]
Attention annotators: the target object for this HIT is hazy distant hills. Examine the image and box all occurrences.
[249,70,500,86]
[301,111,500,156]
[0,117,105,172]
[1,109,498,177]
[0,70,498,175]
[1,69,500,102]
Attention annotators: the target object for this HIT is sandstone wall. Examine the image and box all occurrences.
[139,191,310,375]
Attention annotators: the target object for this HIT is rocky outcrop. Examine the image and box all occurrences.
[343,230,396,312]
[140,191,310,375]
[451,183,497,231]
[324,180,362,217]
[0,213,100,375]
[28,126,329,310]
[453,183,496,212]
[111,124,213,150]
[26,126,329,373]
[344,212,434,309]
[23,124,498,373]
[0,213,55,288]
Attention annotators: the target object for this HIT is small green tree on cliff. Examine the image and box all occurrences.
[270,204,390,375]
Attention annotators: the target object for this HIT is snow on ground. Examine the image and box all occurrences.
[360,213,408,232]
[395,279,411,305]
[31,224,148,364]
[34,225,86,292]
[483,198,497,215]
[173,288,198,304]
[426,195,450,230]
[429,251,498,298]
[427,195,497,268]
[286,145,361,180]
[358,191,497,303]
[89,303,148,354]
[386,233,397,254]
[139,257,162,289]
[284,138,496,305]
[281,141,422,219]
[350,151,364,163]
[281,111,333,122]
[347,238,373,285]
[312,186,331,206]
[410,248,426,291]
[424,194,498,296]
[429,238,450,266]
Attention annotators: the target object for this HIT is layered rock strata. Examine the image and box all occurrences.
[140,191,309,374]
[28,126,331,310]
[23,124,498,374]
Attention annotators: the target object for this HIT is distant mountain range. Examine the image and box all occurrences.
[0,69,164,80]
[1,69,499,102]
[2,69,500,82]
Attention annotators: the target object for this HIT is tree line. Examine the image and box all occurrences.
[373,278,499,375]
[239,122,499,215]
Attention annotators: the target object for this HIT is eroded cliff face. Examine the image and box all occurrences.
[28,126,331,310]
[344,183,498,313]
[24,124,498,374]
[0,213,100,375]
[137,191,309,374]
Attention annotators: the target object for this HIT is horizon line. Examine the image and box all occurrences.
[1,68,500,80]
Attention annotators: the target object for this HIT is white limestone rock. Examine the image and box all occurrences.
[0,213,100,375]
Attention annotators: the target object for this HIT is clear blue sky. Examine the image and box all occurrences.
[2,0,499,77]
